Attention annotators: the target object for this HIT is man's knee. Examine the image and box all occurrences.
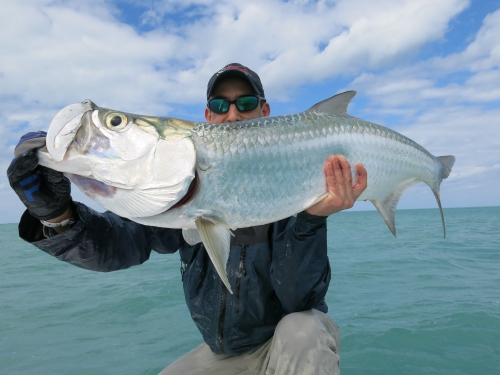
[275,310,318,340]
[274,309,340,353]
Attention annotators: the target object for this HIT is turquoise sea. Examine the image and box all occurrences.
[1,206,499,374]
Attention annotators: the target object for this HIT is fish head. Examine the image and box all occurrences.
[38,100,197,218]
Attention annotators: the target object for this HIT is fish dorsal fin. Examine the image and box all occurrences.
[195,217,233,294]
[308,91,357,116]
[182,228,202,245]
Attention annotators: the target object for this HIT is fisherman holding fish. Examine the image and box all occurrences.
[8,63,368,374]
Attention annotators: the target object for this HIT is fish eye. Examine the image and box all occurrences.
[105,113,128,130]
[110,116,122,126]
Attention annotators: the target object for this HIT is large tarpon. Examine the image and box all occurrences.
[37,91,455,293]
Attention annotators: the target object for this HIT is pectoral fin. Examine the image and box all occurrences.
[195,217,233,294]
[182,228,202,245]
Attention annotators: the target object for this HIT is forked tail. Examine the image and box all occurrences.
[428,155,456,238]
[371,155,455,238]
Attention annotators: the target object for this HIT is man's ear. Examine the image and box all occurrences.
[262,102,271,117]
[205,107,212,122]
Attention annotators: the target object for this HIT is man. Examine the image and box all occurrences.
[8,63,367,374]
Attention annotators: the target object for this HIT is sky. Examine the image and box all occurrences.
[1,0,499,223]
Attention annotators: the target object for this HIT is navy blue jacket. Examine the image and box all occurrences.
[19,201,331,355]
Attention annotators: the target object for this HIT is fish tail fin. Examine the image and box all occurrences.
[371,156,455,238]
[427,185,447,238]
[437,155,455,180]
[425,155,455,238]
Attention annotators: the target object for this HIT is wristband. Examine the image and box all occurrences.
[40,217,76,228]
[40,206,75,228]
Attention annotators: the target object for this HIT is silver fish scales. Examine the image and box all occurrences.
[38,91,455,293]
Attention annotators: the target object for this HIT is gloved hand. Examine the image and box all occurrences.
[7,131,71,220]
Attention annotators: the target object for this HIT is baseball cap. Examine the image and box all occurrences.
[206,63,265,100]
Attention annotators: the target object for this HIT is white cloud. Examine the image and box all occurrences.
[343,8,500,211]
[2,0,500,223]
[0,0,471,109]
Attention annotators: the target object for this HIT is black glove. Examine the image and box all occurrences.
[7,131,71,220]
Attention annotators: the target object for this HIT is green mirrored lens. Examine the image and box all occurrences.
[208,96,261,114]
[236,96,259,111]
[209,99,229,114]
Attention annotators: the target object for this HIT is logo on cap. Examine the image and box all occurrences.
[218,65,249,76]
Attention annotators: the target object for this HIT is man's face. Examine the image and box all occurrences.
[205,77,271,124]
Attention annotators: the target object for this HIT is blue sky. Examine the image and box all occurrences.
[1,0,499,223]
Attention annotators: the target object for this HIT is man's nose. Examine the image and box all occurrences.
[225,103,241,122]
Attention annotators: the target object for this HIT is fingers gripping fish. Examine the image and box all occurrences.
[37,92,455,293]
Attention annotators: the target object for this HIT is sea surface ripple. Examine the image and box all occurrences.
[1,207,499,374]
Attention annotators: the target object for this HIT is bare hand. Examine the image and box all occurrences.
[305,155,368,217]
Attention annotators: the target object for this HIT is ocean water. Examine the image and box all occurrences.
[1,206,499,375]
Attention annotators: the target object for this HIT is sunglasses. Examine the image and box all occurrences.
[207,95,266,114]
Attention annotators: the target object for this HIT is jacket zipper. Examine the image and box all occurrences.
[234,245,247,314]
[217,250,232,354]
[217,287,227,353]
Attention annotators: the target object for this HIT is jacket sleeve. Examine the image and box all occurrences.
[270,211,331,314]
[18,201,185,272]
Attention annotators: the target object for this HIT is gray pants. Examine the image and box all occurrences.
[159,309,340,375]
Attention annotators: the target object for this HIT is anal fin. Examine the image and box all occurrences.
[371,198,398,237]
[195,217,233,294]
[371,180,418,237]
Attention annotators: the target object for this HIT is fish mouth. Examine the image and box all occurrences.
[46,100,96,162]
